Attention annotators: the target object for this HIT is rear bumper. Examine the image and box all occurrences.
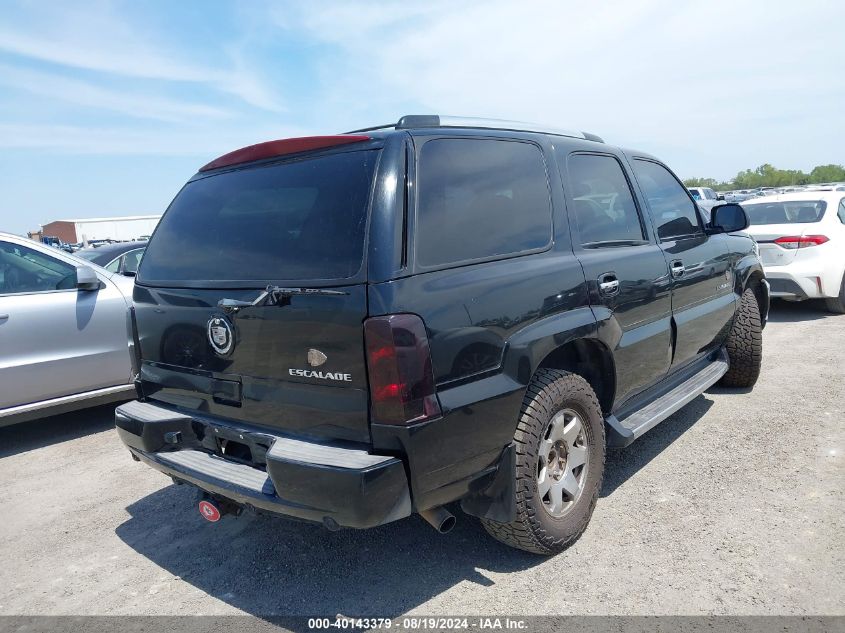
[115,400,411,529]
[763,258,842,299]
[766,276,812,299]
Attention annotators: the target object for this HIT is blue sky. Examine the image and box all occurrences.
[0,0,843,236]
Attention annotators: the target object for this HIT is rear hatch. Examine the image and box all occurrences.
[133,144,379,443]
[743,199,828,267]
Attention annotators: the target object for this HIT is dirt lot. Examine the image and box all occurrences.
[1,301,842,617]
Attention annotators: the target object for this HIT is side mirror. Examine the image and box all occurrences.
[75,265,100,291]
[709,203,749,233]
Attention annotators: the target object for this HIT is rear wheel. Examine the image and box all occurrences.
[824,275,845,314]
[480,369,605,555]
[720,287,763,388]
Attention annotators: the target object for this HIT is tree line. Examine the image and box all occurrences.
[683,163,845,190]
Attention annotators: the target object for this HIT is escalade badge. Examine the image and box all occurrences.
[307,349,327,367]
[207,316,234,355]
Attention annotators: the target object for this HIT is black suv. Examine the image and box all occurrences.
[116,115,769,554]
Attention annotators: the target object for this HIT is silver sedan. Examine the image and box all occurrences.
[0,232,136,426]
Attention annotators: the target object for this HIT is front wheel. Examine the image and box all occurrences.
[480,369,605,555]
[719,287,763,388]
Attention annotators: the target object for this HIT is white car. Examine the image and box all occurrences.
[742,192,845,313]
[687,186,722,218]
[0,232,136,425]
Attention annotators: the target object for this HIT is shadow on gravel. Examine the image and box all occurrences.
[601,394,714,498]
[116,483,542,618]
[767,299,835,323]
[115,395,724,618]
[0,402,126,458]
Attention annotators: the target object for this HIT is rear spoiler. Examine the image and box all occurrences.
[199,135,371,172]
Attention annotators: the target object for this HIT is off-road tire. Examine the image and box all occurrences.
[480,369,605,555]
[824,275,845,314]
[719,287,763,388]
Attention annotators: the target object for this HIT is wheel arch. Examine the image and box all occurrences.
[745,269,768,326]
[534,338,616,415]
[734,249,769,326]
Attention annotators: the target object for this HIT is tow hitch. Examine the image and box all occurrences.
[197,494,242,523]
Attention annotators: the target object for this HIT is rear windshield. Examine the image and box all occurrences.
[137,150,378,285]
[743,200,827,225]
[689,189,702,200]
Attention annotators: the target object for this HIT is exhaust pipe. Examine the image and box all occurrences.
[419,506,456,534]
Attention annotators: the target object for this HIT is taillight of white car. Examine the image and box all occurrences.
[772,235,830,249]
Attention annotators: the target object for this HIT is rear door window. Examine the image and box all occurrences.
[137,150,378,285]
[632,159,703,240]
[565,154,646,246]
[415,138,552,267]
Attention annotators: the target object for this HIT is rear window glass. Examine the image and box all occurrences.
[743,200,827,224]
[689,189,702,200]
[415,138,552,267]
[138,150,377,284]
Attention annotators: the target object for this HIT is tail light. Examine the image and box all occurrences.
[773,235,829,249]
[364,314,441,425]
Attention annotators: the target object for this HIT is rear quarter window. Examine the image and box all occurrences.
[415,138,552,268]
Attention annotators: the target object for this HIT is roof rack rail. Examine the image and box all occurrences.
[345,115,604,143]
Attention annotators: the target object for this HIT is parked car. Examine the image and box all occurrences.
[0,232,136,426]
[40,235,75,253]
[804,184,845,192]
[115,115,768,554]
[724,191,752,203]
[687,186,722,219]
[76,241,146,276]
[742,192,845,312]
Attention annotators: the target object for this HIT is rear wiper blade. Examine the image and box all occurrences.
[218,286,348,313]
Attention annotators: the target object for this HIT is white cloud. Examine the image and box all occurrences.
[0,122,310,158]
[0,1,284,112]
[269,0,845,178]
[0,64,232,122]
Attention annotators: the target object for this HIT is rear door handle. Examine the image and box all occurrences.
[0,314,8,321]
[598,273,620,296]
[670,260,685,278]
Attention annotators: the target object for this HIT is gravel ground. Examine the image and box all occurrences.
[0,300,842,617]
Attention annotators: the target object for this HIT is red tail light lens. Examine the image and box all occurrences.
[364,314,441,425]
[773,235,829,249]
